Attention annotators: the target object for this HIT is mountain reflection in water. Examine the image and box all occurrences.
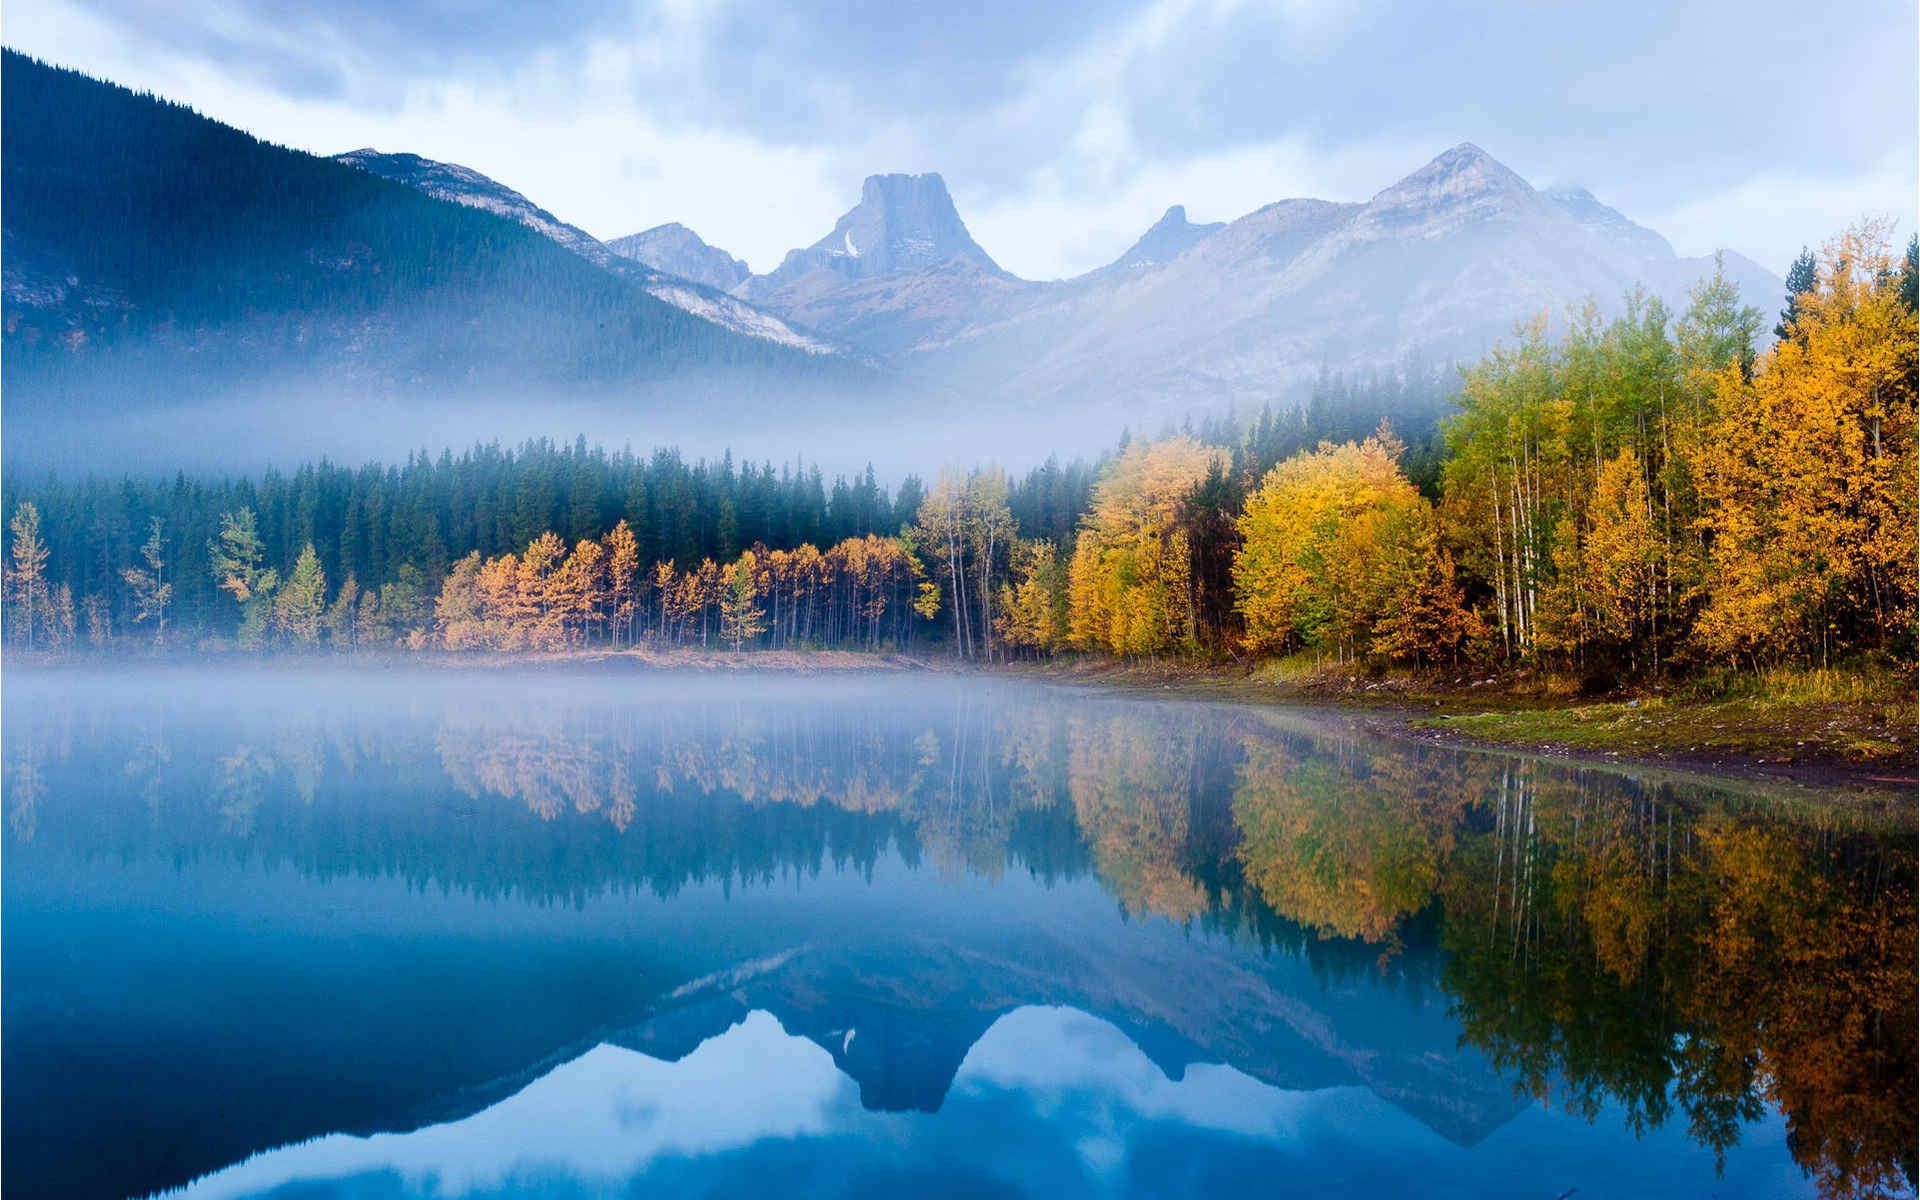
[170,1007,1808,1200]
[2,668,1912,1200]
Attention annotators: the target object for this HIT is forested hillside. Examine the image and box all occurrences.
[0,52,850,427]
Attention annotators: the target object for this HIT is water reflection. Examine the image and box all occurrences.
[2,669,1912,1200]
[170,1006,1809,1200]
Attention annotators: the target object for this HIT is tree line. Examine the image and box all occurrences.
[0,363,1437,657]
[6,226,1912,675]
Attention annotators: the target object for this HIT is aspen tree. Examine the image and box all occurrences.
[7,502,50,649]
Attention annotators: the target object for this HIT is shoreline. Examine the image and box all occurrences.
[9,646,1914,799]
[993,657,1919,801]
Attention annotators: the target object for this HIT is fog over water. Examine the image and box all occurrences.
[4,667,1913,1200]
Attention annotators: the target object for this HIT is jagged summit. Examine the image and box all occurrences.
[607,222,751,291]
[741,171,1002,295]
[1096,203,1225,276]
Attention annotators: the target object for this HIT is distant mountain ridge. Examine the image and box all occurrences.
[1544,183,1676,259]
[715,143,1781,421]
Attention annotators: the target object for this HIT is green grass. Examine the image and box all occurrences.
[1418,673,1916,770]
[1246,650,1334,685]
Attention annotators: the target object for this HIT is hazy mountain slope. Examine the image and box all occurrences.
[1088,204,1226,277]
[964,144,1781,410]
[1,51,1786,463]
[333,149,848,357]
[0,51,861,463]
[608,222,751,291]
[335,147,621,267]
[1543,183,1675,260]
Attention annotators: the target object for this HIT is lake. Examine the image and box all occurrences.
[4,667,1913,1200]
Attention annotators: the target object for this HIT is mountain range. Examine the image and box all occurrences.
[348,142,1779,429]
[0,49,1784,467]
[712,147,1778,418]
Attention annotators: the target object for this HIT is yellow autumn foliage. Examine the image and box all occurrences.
[1693,222,1918,664]
[1067,437,1220,655]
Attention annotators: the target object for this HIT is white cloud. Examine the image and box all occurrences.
[1642,147,1917,273]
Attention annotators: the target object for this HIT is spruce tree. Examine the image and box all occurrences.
[1774,247,1818,342]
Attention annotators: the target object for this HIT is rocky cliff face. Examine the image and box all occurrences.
[726,173,1017,357]
[738,173,1004,297]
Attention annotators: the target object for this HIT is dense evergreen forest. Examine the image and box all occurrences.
[5,230,1913,679]
[0,362,1444,652]
[0,51,845,407]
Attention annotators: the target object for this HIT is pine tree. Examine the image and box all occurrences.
[47,583,76,651]
[1775,247,1818,342]
[603,520,640,646]
[1902,235,1918,315]
[81,592,111,648]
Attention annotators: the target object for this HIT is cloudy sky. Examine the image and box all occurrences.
[6,0,1913,280]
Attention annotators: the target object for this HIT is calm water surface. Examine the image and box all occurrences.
[4,668,1913,1200]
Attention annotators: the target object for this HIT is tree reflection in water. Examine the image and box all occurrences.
[6,675,1912,1198]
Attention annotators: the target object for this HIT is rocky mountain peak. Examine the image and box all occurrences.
[744,171,1002,294]
[834,171,996,276]
[606,222,751,291]
[1363,143,1543,230]
[1097,203,1225,276]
